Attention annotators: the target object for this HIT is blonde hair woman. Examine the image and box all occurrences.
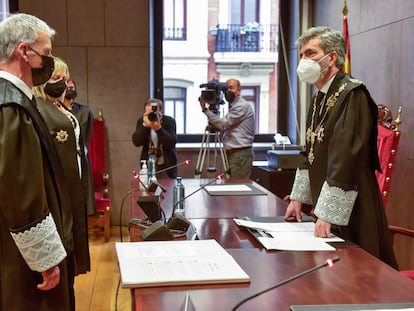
[33,57,92,294]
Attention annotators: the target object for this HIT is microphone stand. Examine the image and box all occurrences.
[146,160,192,193]
[155,159,191,176]
[138,169,221,242]
[167,174,224,232]
[231,256,340,311]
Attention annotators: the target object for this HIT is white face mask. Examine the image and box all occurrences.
[296,54,330,84]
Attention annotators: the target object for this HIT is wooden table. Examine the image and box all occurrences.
[128,178,414,310]
[132,247,414,310]
[130,178,288,220]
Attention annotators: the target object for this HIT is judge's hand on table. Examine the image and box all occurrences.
[284,199,303,222]
[314,219,332,238]
[284,199,332,237]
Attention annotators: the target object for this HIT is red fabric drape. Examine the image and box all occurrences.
[89,119,106,188]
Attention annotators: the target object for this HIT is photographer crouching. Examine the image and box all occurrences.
[199,79,255,178]
[132,98,178,179]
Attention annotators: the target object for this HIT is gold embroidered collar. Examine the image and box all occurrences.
[306,82,348,164]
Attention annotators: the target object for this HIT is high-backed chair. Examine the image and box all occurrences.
[376,105,402,207]
[376,105,414,280]
[88,110,111,241]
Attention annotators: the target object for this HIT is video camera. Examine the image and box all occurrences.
[199,79,227,113]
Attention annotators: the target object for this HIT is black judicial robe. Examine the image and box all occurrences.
[37,98,91,276]
[0,78,74,310]
[299,71,398,269]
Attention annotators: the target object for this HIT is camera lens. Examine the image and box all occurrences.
[148,112,158,122]
[201,89,217,104]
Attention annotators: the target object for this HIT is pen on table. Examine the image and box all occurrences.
[258,230,273,238]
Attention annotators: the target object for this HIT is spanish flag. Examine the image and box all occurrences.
[343,1,351,74]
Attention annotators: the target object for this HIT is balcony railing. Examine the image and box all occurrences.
[212,23,278,53]
[164,27,186,40]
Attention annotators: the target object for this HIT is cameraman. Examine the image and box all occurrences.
[132,98,178,179]
[200,79,255,178]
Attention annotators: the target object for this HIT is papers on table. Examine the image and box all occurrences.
[206,184,252,192]
[233,218,344,251]
[115,239,250,288]
[203,183,267,196]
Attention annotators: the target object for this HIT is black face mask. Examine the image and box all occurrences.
[65,89,77,100]
[32,55,55,86]
[225,90,236,103]
[44,79,67,98]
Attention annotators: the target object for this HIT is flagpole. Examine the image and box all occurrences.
[343,0,352,74]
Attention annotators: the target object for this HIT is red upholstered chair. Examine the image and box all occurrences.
[376,105,402,207]
[88,110,111,241]
[376,105,414,280]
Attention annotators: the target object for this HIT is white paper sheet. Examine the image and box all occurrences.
[234,218,344,251]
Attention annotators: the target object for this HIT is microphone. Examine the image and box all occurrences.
[147,160,192,193]
[154,159,191,175]
[140,174,223,241]
[147,181,167,193]
[167,174,224,231]
[231,256,340,310]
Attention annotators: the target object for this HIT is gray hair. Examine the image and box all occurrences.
[0,13,56,63]
[296,26,346,69]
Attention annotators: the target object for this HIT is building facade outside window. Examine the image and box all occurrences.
[164,86,187,133]
[0,0,9,21]
[163,0,279,136]
[164,0,187,40]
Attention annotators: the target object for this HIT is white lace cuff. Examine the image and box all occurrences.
[10,213,67,272]
[314,181,358,226]
[290,168,312,204]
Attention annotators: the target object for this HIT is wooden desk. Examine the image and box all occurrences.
[129,218,261,249]
[250,165,296,198]
[132,247,414,310]
[128,178,414,310]
[130,178,288,220]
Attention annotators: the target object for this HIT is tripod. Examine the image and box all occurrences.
[194,124,230,179]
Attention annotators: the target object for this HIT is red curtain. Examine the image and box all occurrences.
[89,119,106,188]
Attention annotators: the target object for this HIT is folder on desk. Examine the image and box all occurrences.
[115,239,250,288]
[235,216,345,251]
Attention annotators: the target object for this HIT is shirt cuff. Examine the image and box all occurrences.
[10,213,67,272]
[290,168,313,204]
[314,181,358,226]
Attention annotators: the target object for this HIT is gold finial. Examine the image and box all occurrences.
[98,108,104,121]
[343,1,349,16]
[394,106,402,131]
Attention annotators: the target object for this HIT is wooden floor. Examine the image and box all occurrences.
[74,226,131,311]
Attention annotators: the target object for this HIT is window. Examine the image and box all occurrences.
[163,0,187,40]
[163,0,279,136]
[164,87,186,133]
[241,86,260,131]
[229,0,259,25]
[0,0,9,21]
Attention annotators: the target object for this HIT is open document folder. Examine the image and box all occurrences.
[234,218,344,251]
[115,239,250,288]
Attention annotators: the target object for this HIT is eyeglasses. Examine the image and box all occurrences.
[28,45,52,57]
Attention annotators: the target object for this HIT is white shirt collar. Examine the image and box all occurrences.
[320,74,336,94]
[0,70,34,100]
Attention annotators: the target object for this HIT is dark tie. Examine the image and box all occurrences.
[315,91,325,116]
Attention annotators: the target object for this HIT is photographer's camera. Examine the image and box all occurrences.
[148,102,159,122]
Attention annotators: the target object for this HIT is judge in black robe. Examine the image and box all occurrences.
[285,26,398,269]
